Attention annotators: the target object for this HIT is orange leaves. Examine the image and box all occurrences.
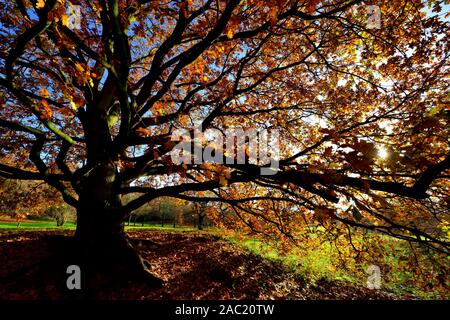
[152,101,174,116]
[153,104,164,116]
[69,99,77,111]
[219,175,228,187]
[191,171,206,183]
[119,160,133,172]
[178,114,190,127]
[264,0,291,25]
[36,0,46,9]
[305,0,320,14]
[185,56,209,83]
[71,63,96,88]
[72,95,85,109]
[200,163,231,186]
[75,63,85,73]
[268,7,278,25]
[135,127,152,137]
[226,28,234,39]
[324,146,333,157]
[131,22,146,38]
[39,99,53,120]
[39,88,49,98]
[62,95,84,115]
[61,14,70,26]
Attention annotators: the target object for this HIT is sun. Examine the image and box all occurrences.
[377,146,389,160]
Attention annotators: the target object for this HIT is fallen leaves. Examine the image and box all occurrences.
[0,230,396,300]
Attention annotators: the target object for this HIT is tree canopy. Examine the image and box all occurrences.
[0,0,449,257]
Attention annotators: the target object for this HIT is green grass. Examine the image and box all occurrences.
[227,235,363,285]
[0,221,76,229]
[0,220,197,232]
[222,232,449,299]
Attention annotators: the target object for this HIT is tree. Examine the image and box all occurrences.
[0,178,28,218]
[169,198,188,227]
[0,162,68,222]
[0,0,449,286]
[44,203,75,226]
[194,202,207,230]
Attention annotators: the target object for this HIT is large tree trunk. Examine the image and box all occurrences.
[71,102,163,291]
[73,162,162,289]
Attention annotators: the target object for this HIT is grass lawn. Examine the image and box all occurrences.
[0,221,76,229]
[0,220,196,232]
[222,232,449,299]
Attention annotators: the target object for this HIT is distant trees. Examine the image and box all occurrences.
[194,202,207,230]
[44,203,76,226]
[0,178,48,222]
[157,197,175,227]
[123,196,198,228]
[0,178,28,217]
[45,206,65,226]
[0,175,76,225]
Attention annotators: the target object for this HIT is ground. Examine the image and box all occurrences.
[0,229,397,300]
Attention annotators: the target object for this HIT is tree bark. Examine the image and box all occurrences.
[73,162,162,289]
[197,203,205,230]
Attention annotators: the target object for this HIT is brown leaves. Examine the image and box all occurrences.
[39,99,53,119]
[0,230,396,300]
[135,127,152,137]
[314,207,335,223]
[39,88,49,98]
[324,146,333,157]
[338,140,378,172]
[199,163,231,186]
[268,7,279,25]
[305,0,320,14]
[342,150,372,172]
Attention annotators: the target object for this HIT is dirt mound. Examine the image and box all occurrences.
[0,230,396,300]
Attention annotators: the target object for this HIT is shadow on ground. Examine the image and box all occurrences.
[0,230,396,300]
